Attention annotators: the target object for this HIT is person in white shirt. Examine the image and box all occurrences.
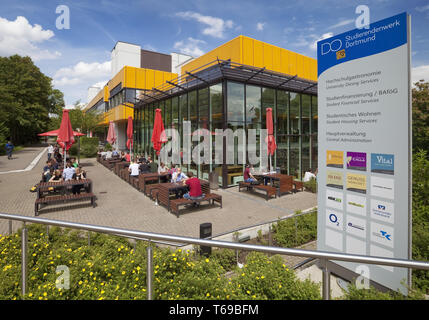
[303,168,316,182]
[47,144,54,160]
[105,150,113,159]
[128,160,140,177]
[158,162,169,174]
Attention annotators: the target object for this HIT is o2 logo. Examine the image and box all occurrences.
[329,213,340,227]
[320,39,343,56]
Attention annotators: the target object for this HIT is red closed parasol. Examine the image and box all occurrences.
[151,108,168,156]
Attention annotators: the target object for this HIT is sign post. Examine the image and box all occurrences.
[317,12,412,294]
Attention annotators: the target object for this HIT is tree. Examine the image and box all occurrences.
[412,80,429,153]
[68,100,104,134]
[0,55,63,145]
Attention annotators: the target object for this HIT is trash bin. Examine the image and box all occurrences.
[200,223,212,257]
[209,171,219,190]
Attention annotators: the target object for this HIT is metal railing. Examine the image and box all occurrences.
[1,212,428,300]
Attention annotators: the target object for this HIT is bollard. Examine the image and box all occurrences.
[199,223,212,257]
[147,241,153,300]
[21,224,28,297]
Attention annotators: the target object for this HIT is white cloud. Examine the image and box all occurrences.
[416,4,429,12]
[53,61,111,86]
[0,16,60,60]
[412,65,429,85]
[256,22,265,31]
[309,32,333,50]
[328,18,354,29]
[176,11,233,38]
[174,38,205,57]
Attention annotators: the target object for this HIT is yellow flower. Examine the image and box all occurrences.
[43,292,47,297]
[28,293,33,297]
[82,268,86,272]
[261,275,265,279]
[205,258,209,263]
[121,271,126,275]
[206,293,210,297]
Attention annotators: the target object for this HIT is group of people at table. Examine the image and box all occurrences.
[41,155,87,195]
[127,156,204,202]
[99,148,204,203]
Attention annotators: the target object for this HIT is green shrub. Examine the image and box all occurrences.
[0,224,324,300]
[80,137,99,158]
[342,283,426,300]
[272,210,317,248]
[411,150,429,293]
[303,177,317,193]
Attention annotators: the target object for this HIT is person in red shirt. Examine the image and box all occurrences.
[125,152,131,162]
[183,172,204,202]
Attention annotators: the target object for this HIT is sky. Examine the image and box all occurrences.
[1,0,428,107]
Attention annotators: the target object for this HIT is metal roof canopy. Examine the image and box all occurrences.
[136,59,317,106]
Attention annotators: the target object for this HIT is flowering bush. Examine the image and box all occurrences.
[0,224,322,300]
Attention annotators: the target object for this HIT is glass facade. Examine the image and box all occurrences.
[135,80,318,188]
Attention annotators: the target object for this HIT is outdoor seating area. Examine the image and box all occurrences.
[238,173,304,200]
[97,155,223,217]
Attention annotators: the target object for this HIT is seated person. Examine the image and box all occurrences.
[112,149,119,157]
[49,170,63,182]
[158,162,169,174]
[72,167,87,194]
[128,160,140,177]
[244,164,257,183]
[62,162,76,181]
[303,168,316,182]
[171,167,188,183]
[105,150,113,159]
[183,172,204,205]
[125,152,131,162]
[147,156,158,173]
[139,160,151,174]
[71,158,79,168]
[158,162,169,182]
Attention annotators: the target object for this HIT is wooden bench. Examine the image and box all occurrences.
[169,193,222,217]
[35,193,96,216]
[293,180,304,192]
[238,182,277,200]
[144,183,162,198]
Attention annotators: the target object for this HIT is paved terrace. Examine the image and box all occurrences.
[0,147,317,238]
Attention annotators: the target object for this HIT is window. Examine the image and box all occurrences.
[302,94,311,135]
[246,85,261,126]
[210,83,223,123]
[290,92,300,134]
[277,90,289,135]
[261,87,275,129]
[198,88,209,128]
[227,82,244,123]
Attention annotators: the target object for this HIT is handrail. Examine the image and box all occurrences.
[1,212,428,300]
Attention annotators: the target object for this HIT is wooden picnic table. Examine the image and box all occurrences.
[156,180,210,212]
[138,172,171,193]
[35,179,95,215]
[253,173,296,196]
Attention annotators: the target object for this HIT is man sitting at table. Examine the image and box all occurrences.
[183,172,204,206]
[139,159,151,174]
[244,164,257,183]
[63,162,76,181]
[171,167,187,183]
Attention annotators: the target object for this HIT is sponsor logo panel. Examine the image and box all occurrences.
[326,189,343,210]
[347,152,367,171]
[346,173,367,194]
[326,170,344,189]
[346,193,367,216]
[326,209,344,231]
[371,153,394,175]
[370,176,394,199]
[370,199,394,223]
[327,150,344,168]
[371,222,394,248]
[346,215,367,239]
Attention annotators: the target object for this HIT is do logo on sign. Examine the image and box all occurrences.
[320,39,343,55]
